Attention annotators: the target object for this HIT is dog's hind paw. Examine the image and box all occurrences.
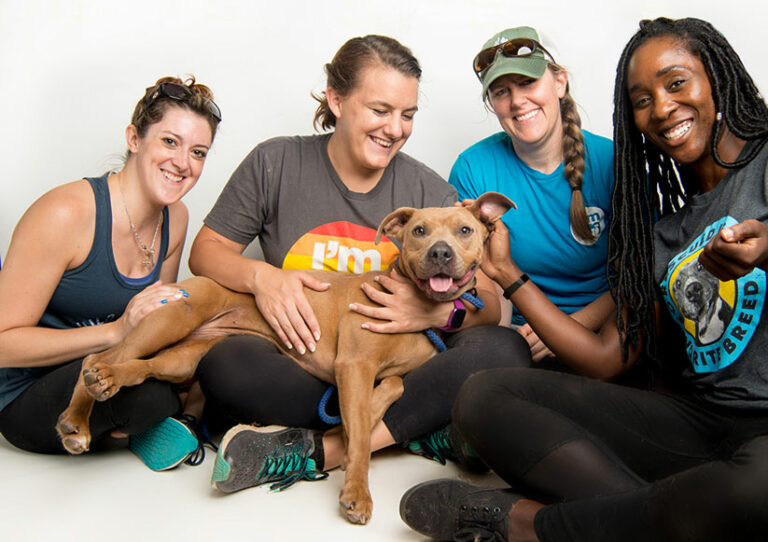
[83,367,115,401]
[56,417,91,455]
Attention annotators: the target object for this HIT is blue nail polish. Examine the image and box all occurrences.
[161,299,168,304]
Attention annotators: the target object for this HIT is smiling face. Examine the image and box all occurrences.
[327,63,419,176]
[487,68,567,152]
[126,105,213,205]
[626,35,716,168]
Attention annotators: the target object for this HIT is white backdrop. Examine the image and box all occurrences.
[2,0,766,279]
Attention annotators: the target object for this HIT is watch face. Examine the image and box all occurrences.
[452,307,467,329]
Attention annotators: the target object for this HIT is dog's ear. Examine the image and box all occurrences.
[376,207,417,244]
[468,192,516,225]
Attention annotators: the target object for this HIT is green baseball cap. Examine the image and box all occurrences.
[475,26,552,96]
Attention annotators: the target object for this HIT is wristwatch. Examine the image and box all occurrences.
[440,298,467,331]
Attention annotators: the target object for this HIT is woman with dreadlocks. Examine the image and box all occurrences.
[450,26,615,365]
[399,17,768,542]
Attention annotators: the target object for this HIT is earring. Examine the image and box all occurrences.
[716,112,723,121]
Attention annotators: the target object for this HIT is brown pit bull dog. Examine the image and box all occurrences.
[56,192,514,524]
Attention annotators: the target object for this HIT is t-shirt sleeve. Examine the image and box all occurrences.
[203,146,270,246]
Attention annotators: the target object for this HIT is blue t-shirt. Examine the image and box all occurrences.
[449,130,614,324]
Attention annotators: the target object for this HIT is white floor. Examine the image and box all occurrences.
[1,433,505,541]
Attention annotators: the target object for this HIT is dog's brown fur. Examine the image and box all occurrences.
[56,192,513,524]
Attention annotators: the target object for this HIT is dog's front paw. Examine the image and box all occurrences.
[83,366,117,401]
[56,412,91,454]
[339,485,373,525]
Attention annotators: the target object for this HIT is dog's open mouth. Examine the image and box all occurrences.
[417,266,476,295]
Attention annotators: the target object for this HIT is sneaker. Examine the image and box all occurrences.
[400,478,520,541]
[130,415,213,471]
[211,424,328,493]
[406,425,488,473]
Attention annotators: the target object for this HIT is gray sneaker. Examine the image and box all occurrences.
[211,424,327,493]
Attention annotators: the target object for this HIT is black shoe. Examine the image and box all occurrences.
[406,425,489,474]
[400,479,520,541]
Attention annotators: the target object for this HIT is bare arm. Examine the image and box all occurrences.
[517,291,615,362]
[188,225,330,354]
[0,183,184,368]
[483,220,641,379]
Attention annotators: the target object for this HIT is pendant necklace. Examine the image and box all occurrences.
[117,172,162,269]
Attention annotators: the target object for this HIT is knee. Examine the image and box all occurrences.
[196,335,274,394]
[446,325,532,368]
[724,437,768,527]
[453,368,520,433]
[655,438,768,539]
[112,379,179,431]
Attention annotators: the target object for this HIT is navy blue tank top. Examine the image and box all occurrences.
[40,174,170,328]
[0,174,170,410]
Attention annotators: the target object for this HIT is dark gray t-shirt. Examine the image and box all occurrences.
[205,134,456,273]
[655,139,768,409]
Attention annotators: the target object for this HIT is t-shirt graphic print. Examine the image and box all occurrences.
[282,221,398,274]
[660,216,765,373]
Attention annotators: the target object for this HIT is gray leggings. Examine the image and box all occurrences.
[197,325,531,443]
[453,368,768,542]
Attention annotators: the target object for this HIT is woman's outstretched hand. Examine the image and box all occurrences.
[700,219,768,280]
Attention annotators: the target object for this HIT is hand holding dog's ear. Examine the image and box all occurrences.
[480,219,519,285]
[699,219,768,281]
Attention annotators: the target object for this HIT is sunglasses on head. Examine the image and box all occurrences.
[473,38,554,80]
[146,82,222,122]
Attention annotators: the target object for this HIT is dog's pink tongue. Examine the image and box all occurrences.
[429,276,454,293]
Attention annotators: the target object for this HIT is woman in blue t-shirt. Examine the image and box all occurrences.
[0,77,221,471]
[450,26,615,369]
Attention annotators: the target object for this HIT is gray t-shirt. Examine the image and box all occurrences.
[655,139,768,409]
[205,134,456,273]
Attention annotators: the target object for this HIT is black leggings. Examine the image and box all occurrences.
[453,368,768,541]
[0,359,180,454]
[197,325,531,443]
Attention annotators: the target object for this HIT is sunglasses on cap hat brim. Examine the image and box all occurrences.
[473,38,555,80]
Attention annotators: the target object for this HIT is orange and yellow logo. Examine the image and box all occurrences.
[282,221,399,274]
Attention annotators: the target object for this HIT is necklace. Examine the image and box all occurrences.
[117,172,162,269]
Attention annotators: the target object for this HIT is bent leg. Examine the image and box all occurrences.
[535,435,768,541]
[196,334,330,430]
[0,359,179,454]
[383,325,531,443]
[454,368,728,500]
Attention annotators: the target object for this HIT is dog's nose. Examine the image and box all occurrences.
[686,282,702,302]
[428,242,453,265]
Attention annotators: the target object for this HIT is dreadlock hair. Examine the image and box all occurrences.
[609,17,768,362]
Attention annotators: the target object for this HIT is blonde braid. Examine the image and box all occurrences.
[559,87,593,242]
